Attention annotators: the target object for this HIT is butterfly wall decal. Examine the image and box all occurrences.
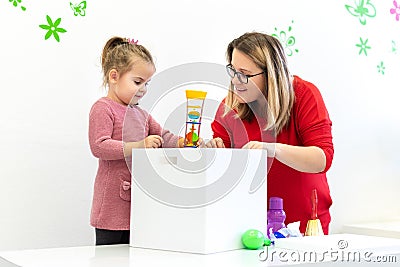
[70,1,87,17]
[345,0,376,25]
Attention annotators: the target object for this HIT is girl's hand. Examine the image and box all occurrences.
[242,141,276,157]
[205,137,225,148]
[143,135,164,148]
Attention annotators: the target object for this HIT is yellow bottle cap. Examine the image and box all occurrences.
[186,90,207,99]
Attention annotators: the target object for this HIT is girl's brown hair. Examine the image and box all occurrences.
[101,36,154,87]
[225,32,294,134]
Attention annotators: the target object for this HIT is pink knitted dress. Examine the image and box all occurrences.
[89,97,179,230]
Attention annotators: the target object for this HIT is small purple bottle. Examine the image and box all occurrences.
[267,197,286,238]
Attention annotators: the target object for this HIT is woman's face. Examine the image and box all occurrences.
[230,49,266,104]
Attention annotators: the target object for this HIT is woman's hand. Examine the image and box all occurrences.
[196,137,205,148]
[204,137,225,148]
[242,141,276,157]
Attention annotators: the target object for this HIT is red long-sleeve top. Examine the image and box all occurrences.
[211,76,334,234]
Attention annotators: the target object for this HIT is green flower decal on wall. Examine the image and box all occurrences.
[345,0,376,25]
[377,61,385,75]
[356,37,371,56]
[39,15,67,42]
[392,41,397,54]
[70,1,87,17]
[9,0,26,11]
[272,21,299,57]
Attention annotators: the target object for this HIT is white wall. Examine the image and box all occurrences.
[1,0,399,251]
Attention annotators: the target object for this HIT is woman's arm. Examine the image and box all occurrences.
[243,141,326,173]
[275,143,326,173]
[206,101,231,148]
[242,78,332,174]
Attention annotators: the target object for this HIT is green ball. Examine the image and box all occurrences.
[241,229,265,250]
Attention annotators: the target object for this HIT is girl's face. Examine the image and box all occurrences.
[230,49,266,104]
[108,60,155,106]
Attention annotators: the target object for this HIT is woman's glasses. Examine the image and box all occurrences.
[226,64,265,84]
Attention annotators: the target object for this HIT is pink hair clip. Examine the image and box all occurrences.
[127,38,138,45]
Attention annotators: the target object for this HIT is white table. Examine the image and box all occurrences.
[342,221,400,239]
[1,234,400,267]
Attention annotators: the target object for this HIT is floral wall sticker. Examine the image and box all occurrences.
[39,15,67,42]
[356,37,371,56]
[345,0,376,25]
[377,61,385,74]
[271,20,299,57]
[390,1,400,21]
[9,0,26,11]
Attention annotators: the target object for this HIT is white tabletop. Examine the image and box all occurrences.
[1,234,400,267]
[342,220,400,239]
[0,245,266,267]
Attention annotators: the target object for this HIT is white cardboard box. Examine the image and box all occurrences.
[130,148,267,254]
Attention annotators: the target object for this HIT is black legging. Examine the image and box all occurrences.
[95,228,130,245]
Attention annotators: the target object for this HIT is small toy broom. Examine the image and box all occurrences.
[305,189,324,236]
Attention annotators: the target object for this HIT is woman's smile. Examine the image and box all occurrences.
[234,86,248,92]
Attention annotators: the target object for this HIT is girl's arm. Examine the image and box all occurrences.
[89,102,125,160]
[123,135,165,157]
[147,113,181,148]
[123,141,143,157]
[124,136,184,155]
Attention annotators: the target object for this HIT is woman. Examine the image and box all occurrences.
[206,32,334,234]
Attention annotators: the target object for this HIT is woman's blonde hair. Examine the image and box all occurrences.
[101,36,154,87]
[225,32,294,134]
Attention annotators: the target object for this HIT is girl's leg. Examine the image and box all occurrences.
[95,228,130,245]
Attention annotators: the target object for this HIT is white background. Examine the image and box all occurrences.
[0,0,399,251]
